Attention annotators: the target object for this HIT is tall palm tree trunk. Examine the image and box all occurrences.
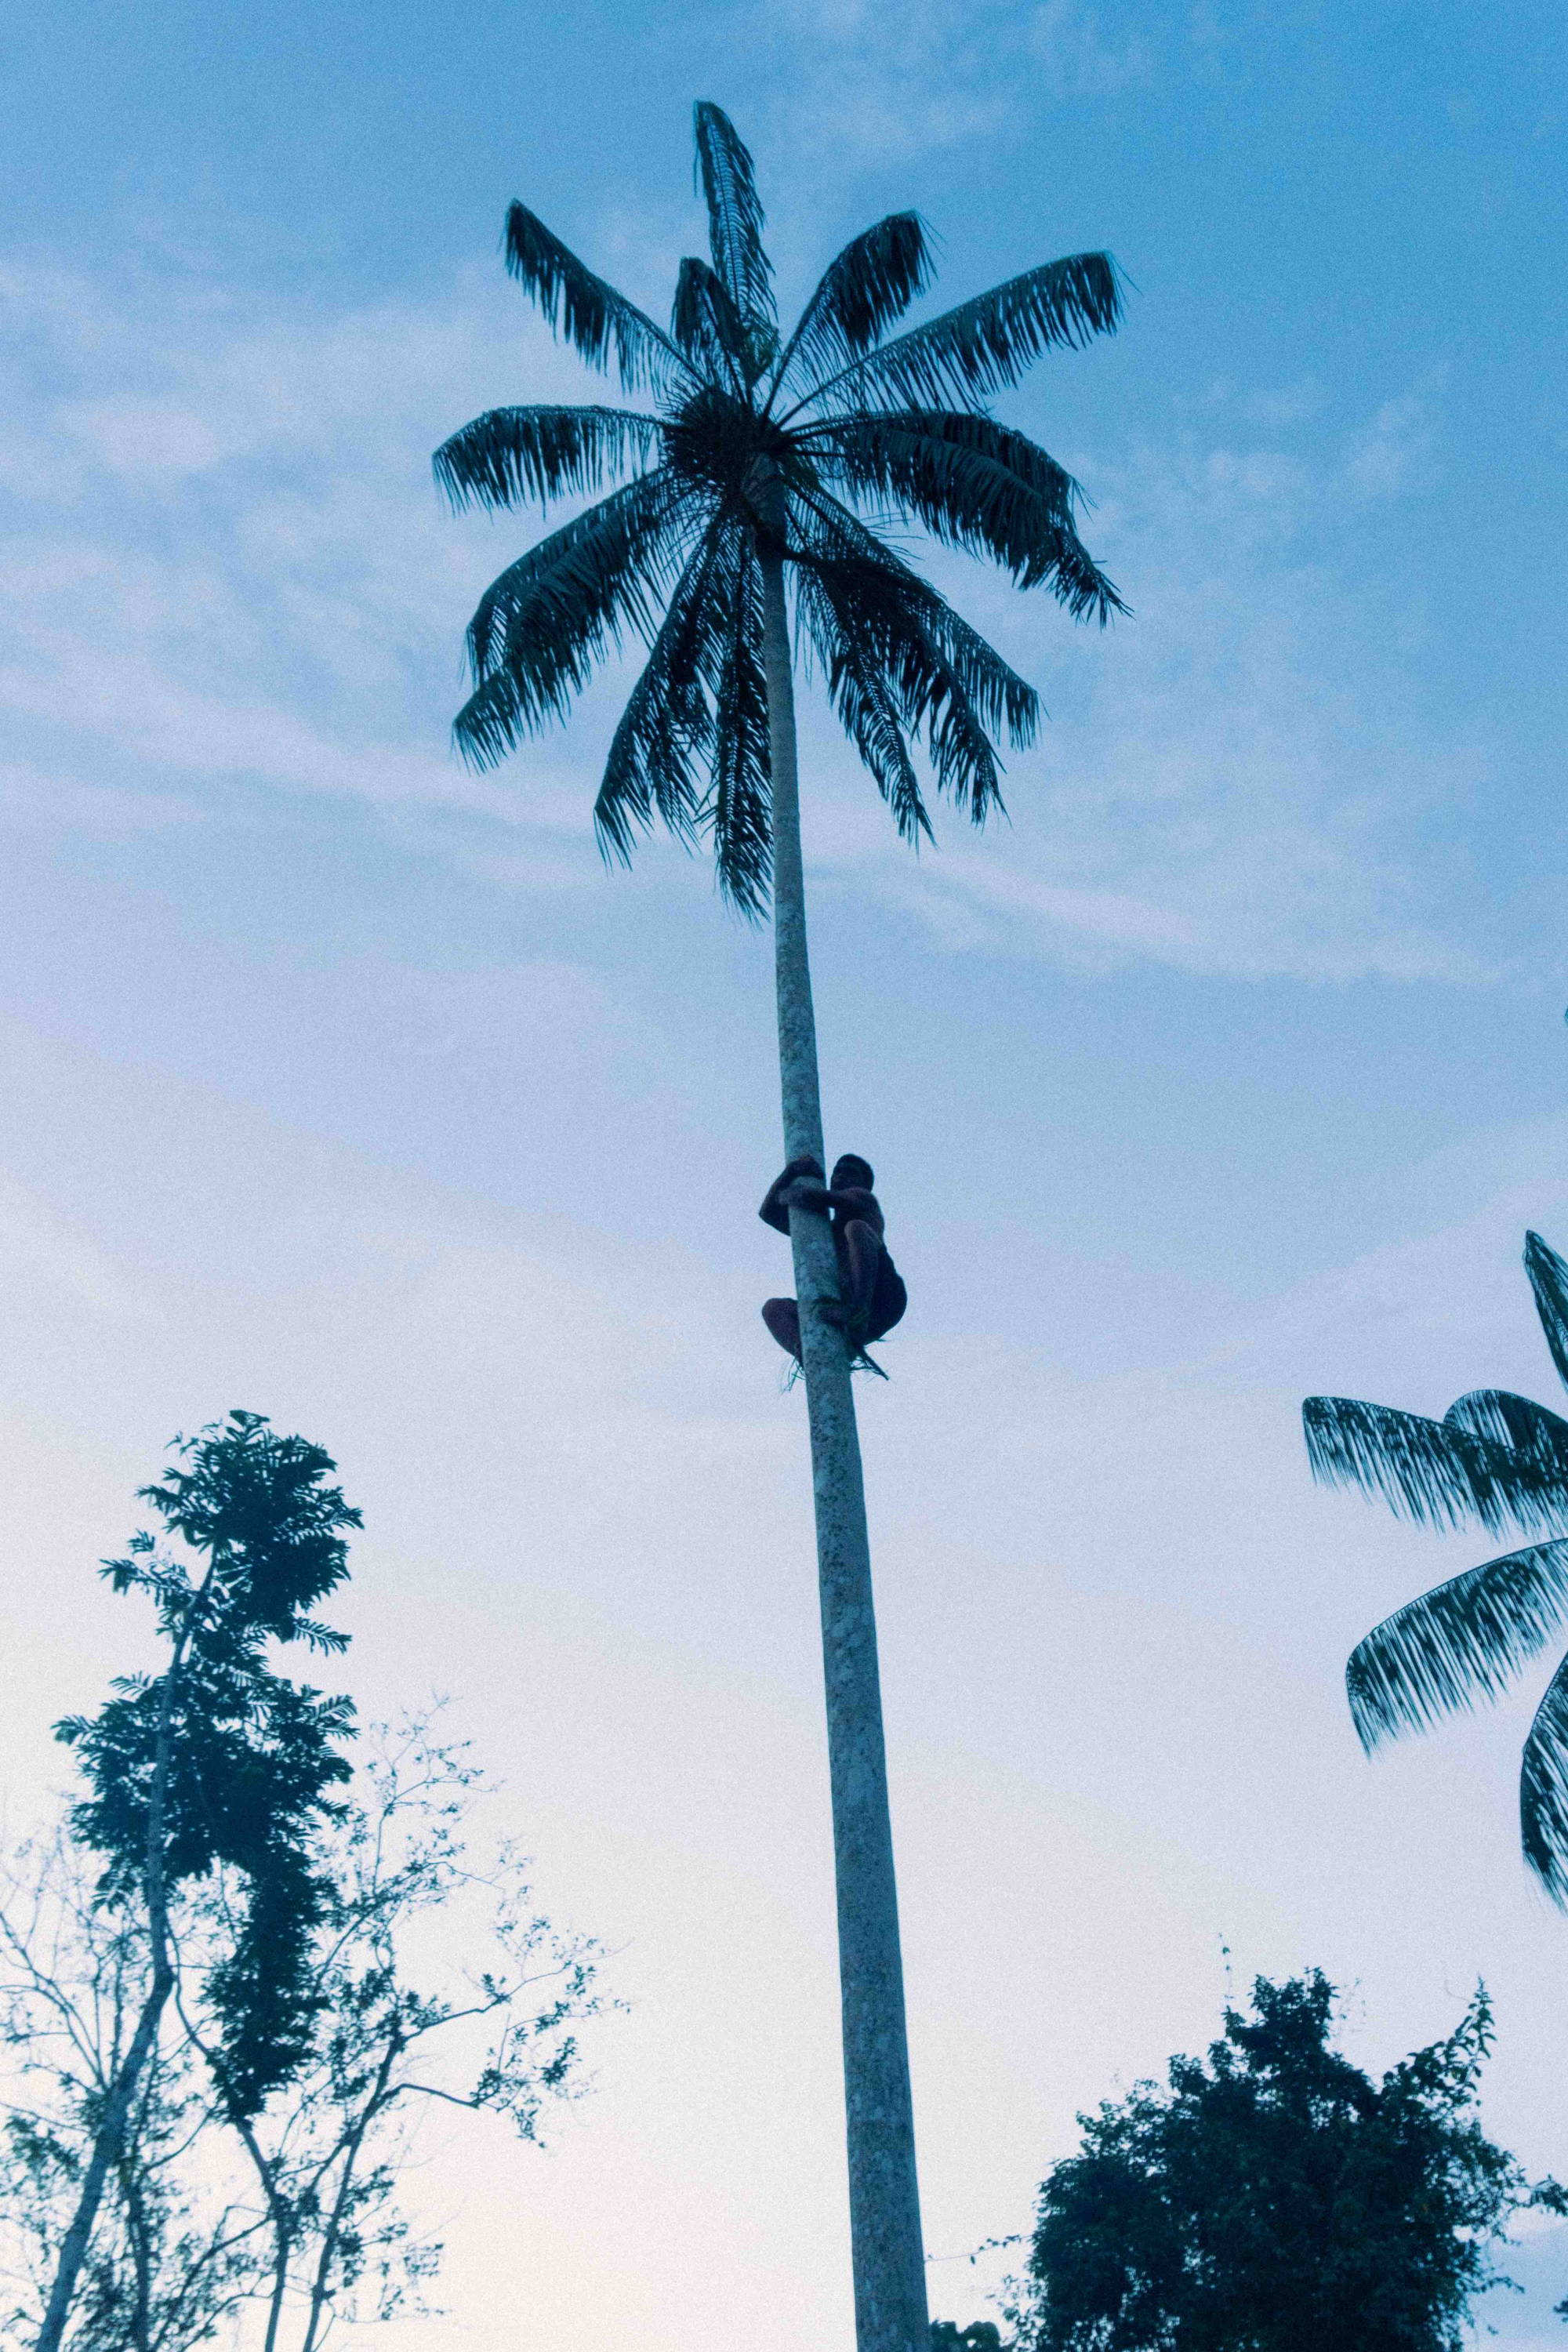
[759,536,929,2352]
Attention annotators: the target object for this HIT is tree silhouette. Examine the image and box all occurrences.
[36,1414,361,2352]
[1305,1231,1568,1897]
[1014,1973,1552,2352]
[435,102,1123,2352]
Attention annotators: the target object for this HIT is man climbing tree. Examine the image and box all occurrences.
[434,101,1124,2351]
[760,1153,908,1367]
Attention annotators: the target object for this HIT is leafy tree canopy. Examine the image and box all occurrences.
[1014,1972,1560,2352]
[56,1411,361,2120]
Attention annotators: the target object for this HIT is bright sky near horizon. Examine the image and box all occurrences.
[2,0,1568,2343]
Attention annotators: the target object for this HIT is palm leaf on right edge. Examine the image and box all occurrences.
[1309,1229,1568,1900]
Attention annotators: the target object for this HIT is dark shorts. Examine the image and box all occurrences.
[866,1260,907,1345]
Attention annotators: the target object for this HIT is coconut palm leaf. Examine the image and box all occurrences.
[1526,1230,1568,1388]
[707,536,772,913]
[433,405,662,514]
[594,521,731,864]
[773,213,935,394]
[793,488,1040,753]
[1302,1393,1566,1535]
[1521,1650,1568,1901]
[456,474,693,760]
[793,565,932,845]
[1310,1229,1568,1904]
[1347,1538,1568,1748]
[694,100,774,328]
[811,408,1127,615]
[792,489,1039,748]
[790,515,1007,823]
[1443,1387,1568,1469]
[792,252,1123,418]
[503,202,691,394]
[672,258,750,390]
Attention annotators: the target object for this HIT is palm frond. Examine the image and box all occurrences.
[799,489,1044,753]
[706,530,772,915]
[936,601,1042,754]
[454,472,695,767]
[672,258,750,390]
[594,520,731,863]
[793,251,1123,416]
[1521,1650,1568,1904]
[918,627,1014,818]
[811,409,1126,618]
[1346,1538,1568,1750]
[433,405,662,514]
[789,495,1013,822]
[1526,1232,1568,1392]
[693,101,775,328]
[1444,1388,1568,1475]
[838,568,999,823]
[503,203,691,394]
[1303,1394,1568,1535]
[794,567,931,844]
[774,214,934,397]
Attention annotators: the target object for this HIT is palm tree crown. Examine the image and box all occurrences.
[434,101,1125,912]
[1305,1231,1568,1898]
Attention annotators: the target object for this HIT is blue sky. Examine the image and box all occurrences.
[2,0,1568,2343]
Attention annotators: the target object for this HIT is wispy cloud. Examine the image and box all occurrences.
[0,256,1501,983]
[739,0,1017,165]
[729,0,1155,168]
[1026,0,1154,99]
[795,388,1494,981]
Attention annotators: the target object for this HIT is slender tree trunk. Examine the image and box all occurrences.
[229,2108,292,2352]
[178,1989,296,2352]
[119,2150,154,2352]
[37,1644,187,2352]
[758,534,929,2352]
[299,2027,402,2352]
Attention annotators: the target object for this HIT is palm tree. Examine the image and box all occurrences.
[434,103,1124,2352]
[1305,1231,1568,1900]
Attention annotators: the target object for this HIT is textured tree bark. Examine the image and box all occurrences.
[758,533,929,2352]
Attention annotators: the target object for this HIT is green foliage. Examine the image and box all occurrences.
[1305,1232,1568,1898]
[56,1412,360,2122]
[1015,1973,1554,2352]
[434,100,1123,916]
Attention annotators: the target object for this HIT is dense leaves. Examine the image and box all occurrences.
[1017,1973,1553,2352]
[1305,1232,1568,1898]
[435,100,1123,914]
[57,1413,360,2119]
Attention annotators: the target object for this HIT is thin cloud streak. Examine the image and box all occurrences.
[0,257,1503,982]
